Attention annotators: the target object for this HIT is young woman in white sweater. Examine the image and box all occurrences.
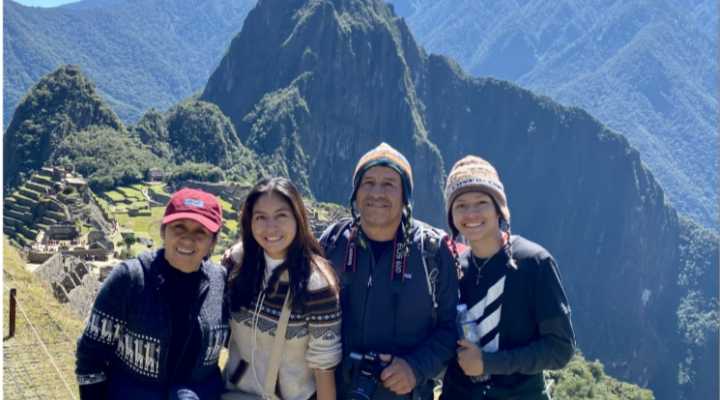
[222,177,341,400]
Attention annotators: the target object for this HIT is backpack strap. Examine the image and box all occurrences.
[419,223,444,329]
[320,217,353,257]
[263,292,292,400]
[324,218,445,329]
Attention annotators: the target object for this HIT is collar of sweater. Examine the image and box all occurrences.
[140,248,209,290]
[263,251,285,286]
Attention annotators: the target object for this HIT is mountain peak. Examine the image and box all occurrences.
[202,0,444,215]
[3,65,124,191]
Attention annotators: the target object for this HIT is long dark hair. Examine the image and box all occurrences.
[226,177,338,312]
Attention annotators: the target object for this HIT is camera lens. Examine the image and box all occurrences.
[346,377,376,400]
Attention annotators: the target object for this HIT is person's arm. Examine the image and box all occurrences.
[78,379,109,400]
[403,241,460,385]
[75,262,138,399]
[481,313,574,375]
[221,242,243,269]
[314,369,337,400]
[305,265,342,400]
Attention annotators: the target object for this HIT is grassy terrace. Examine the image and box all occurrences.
[45,210,66,220]
[217,196,234,212]
[11,192,34,206]
[94,194,110,213]
[25,180,51,194]
[104,190,126,202]
[115,186,144,200]
[33,174,53,183]
[115,206,166,249]
[20,186,41,200]
[225,219,239,233]
[148,183,168,194]
[3,237,84,399]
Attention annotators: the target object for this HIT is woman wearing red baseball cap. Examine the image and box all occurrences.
[76,188,229,400]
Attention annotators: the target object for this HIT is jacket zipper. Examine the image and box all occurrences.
[359,250,376,352]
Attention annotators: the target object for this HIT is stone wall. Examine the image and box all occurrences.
[150,191,172,205]
[28,251,55,264]
[33,253,65,285]
[63,249,110,259]
[33,254,95,305]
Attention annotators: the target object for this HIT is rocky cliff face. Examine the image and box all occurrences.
[202,0,446,217]
[201,1,718,398]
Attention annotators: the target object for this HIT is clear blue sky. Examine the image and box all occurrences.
[13,0,79,6]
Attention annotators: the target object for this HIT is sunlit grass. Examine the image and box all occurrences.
[3,236,84,398]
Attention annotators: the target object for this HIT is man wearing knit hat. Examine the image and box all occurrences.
[440,156,574,400]
[320,143,459,400]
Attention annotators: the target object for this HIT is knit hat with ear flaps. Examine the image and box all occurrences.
[444,156,510,238]
[349,142,414,254]
[350,142,413,208]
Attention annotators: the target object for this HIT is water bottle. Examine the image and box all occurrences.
[456,304,479,343]
[456,304,489,383]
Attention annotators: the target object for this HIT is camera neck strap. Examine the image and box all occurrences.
[342,225,408,281]
[342,224,408,354]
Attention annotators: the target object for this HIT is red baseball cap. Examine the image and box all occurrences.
[161,188,222,233]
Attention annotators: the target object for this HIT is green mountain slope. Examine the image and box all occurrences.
[136,100,266,184]
[402,0,719,232]
[3,0,256,126]
[2,65,126,190]
[201,0,447,213]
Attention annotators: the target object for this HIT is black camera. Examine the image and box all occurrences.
[343,351,392,400]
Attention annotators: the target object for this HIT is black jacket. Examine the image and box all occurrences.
[75,249,229,400]
[321,219,459,400]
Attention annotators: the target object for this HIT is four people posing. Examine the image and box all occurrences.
[76,144,574,400]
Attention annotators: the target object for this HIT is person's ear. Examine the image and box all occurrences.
[208,235,219,257]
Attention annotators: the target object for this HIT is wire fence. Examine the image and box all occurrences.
[3,283,79,399]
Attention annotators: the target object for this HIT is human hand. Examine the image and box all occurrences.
[220,248,233,268]
[221,243,243,268]
[379,354,417,395]
[457,339,484,376]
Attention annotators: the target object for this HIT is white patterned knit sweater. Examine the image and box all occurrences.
[225,252,342,400]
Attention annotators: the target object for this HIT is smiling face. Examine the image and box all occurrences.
[251,193,298,260]
[162,219,217,273]
[451,191,501,245]
[355,165,405,235]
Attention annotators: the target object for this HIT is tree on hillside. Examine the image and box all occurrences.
[49,126,165,191]
[164,101,243,169]
[165,162,226,188]
[122,233,136,249]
